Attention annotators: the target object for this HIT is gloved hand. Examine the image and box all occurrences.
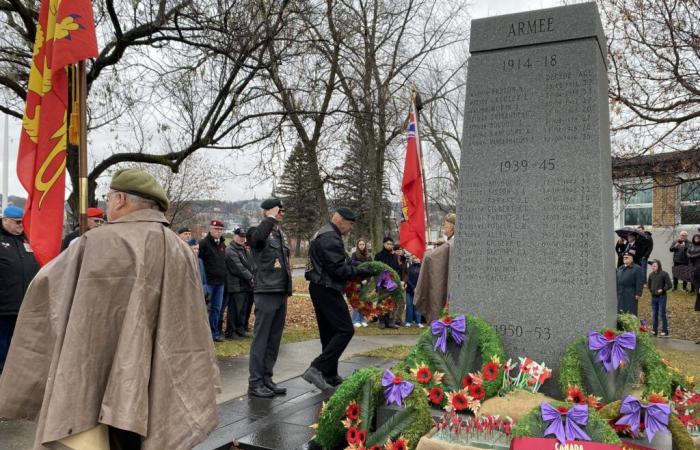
[357,268,373,279]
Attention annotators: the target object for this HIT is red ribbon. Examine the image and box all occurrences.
[510,437,654,449]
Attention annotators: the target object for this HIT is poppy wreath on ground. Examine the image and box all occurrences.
[401,312,506,409]
[597,397,695,450]
[511,400,621,445]
[558,314,672,403]
[345,261,404,320]
[314,367,432,450]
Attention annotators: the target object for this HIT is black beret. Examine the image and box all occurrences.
[177,226,191,234]
[336,207,357,221]
[234,227,246,236]
[260,197,283,210]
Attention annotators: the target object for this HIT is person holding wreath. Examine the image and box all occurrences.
[303,207,372,390]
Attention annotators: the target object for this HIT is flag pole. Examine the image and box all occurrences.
[412,86,432,245]
[78,61,88,234]
[2,114,8,212]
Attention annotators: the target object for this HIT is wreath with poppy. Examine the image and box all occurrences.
[596,396,695,450]
[345,261,404,320]
[558,314,672,402]
[511,400,621,444]
[315,367,432,450]
[401,312,507,410]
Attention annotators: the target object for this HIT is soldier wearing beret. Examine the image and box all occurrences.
[177,226,192,242]
[303,207,372,390]
[247,197,292,398]
[60,207,106,251]
[0,169,219,449]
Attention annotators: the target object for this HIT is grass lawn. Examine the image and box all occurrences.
[637,287,699,341]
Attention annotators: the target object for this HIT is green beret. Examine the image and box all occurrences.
[336,207,357,221]
[445,213,456,224]
[260,197,282,210]
[110,169,170,212]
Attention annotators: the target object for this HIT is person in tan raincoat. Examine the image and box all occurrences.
[0,169,219,450]
[414,213,456,323]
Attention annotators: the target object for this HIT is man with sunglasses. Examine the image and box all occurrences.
[60,207,106,250]
[0,205,39,374]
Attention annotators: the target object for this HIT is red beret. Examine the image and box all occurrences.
[210,219,224,227]
[87,207,104,218]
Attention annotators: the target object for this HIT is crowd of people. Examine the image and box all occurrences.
[616,227,700,343]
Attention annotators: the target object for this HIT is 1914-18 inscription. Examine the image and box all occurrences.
[451,4,616,384]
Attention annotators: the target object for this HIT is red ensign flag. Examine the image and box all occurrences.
[399,100,427,260]
[18,0,98,265]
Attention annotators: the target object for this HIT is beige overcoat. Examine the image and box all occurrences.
[414,238,453,323]
[0,209,219,450]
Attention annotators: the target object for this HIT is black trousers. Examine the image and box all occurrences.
[225,292,251,337]
[309,283,354,377]
[248,293,287,386]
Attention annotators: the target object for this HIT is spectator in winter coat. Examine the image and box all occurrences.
[187,239,209,300]
[199,219,227,342]
[225,228,255,339]
[0,206,40,374]
[350,239,372,327]
[177,226,192,242]
[616,237,627,268]
[670,230,692,292]
[616,252,645,316]
[647,259,672,337]
[636,226,653,278]
[374,237,401,329]
[405,255,423,328]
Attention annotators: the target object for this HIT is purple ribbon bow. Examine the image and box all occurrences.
[431,315,466,353]
[376,270,398,292]
[541,402,592,445]
[588,330,636,372]
[615,395,670,442]
[381,369,414,407]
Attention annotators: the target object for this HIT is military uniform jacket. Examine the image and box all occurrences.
[249,217,292,294]
[0,225,40,315]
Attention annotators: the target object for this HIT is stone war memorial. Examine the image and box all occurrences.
[451,3,617,386]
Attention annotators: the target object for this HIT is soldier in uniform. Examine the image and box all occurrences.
[303,208,371,390]
[247,198,292,398]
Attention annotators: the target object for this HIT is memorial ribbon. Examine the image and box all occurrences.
[376,270,398,292]
[431,314,466,353]
[540,402,592,445]
[382,369,414,407]
[615,395,671,442]
[587,330,636,372]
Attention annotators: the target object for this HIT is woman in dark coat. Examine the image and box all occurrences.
[350,239,372,327]
[616,252,645,316]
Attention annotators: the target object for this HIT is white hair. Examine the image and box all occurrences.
[124,193,159,209]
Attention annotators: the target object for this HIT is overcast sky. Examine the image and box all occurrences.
[0,0,565,204]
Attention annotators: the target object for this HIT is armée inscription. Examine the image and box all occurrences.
[508,17,554,37]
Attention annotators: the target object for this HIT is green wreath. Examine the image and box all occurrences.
[598,399,694,450]
[345,261,404,320]
[315,367,432,450]
[512,400,621,444]
[401,314,506,404]
[559,314,672,401]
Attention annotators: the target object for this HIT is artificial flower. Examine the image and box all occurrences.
[483,361,499,381]
[469,384,485,400]
[447,391,470,411]
[468,371,483,386]
[603,329,616,340]
[462,374,474,388]
[504,358,513,372]
[538,368,553,384]
[567,386,586,405]
[346,401,360,421]
[433,371,444,384]
[411,363,432,384]
[490,354,501,365]
[358,429,366,444]
[647,392,668,404]
[387,436,408,450]
[346,427,359,444]
[429,386,445,404]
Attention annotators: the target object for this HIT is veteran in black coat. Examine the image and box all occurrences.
[302,207,371,390]
[616,252,645,316]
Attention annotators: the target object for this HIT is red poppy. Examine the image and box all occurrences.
[346,426,359,444]
[469,384,485,400]
[462,375,474,388]
[391,437,408,450]
[647,393,668,404]
[566,387,586,405]
[416,367,432,384]
[482,361,499,381]
[429,386,444,404]
[368,446,382,450]
[392,376,403,384]
[346,402,360,421]
[384,299,395,310]
[442,315,452,325]
[452,392,469,410]
[603,329,616,340]
[557,406,569,414]
[357,429,366,444]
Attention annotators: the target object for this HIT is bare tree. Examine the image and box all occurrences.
[600,0,700,156]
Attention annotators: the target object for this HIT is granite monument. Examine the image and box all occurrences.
[451,3,617,388]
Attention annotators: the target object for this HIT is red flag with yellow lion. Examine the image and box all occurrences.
[18,0,98,265]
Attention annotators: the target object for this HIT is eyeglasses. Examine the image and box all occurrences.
[6,219,22,225]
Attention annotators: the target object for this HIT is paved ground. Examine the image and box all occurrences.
[0,334,419,450]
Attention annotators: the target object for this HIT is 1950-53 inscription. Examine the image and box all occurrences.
[494,323,552,341]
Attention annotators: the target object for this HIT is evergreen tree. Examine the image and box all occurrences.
[277,143,324,255]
